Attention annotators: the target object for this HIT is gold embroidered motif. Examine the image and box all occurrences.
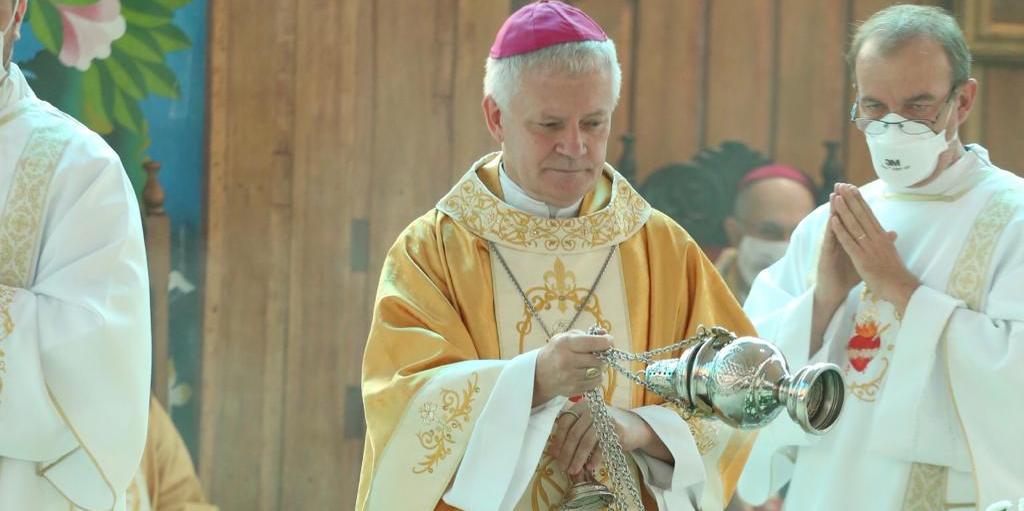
[687,417,720,455]
[412,373,481,474]
[902,189,1018,509]
[438,165,651,254]
[659,400,716,452]
[948,189,1018,311]
[0,125,69,402]
[515,257,612,352]
[846,288,897,402]
[0,286,14,401]
[901,463,948,510]
[0,126,69,286]
[530,456,569,511]
[848,358,889,403]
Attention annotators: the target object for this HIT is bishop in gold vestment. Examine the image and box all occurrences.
[358,2,756,509]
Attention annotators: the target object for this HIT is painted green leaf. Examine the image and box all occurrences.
[121,2,173,28]
[111,87,143,133]
[51,0,103,6]
[155,0,192,9]
[114,26,165,64]
[28,0,63,54]
[81,64,114,134]
[103,52,146,100]
[152,23,192,53]
[138,61,180,99]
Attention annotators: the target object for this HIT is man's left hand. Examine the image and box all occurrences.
[831,183,920,315]
[546,398,659,477]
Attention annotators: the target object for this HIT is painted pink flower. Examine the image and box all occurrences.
[56,0,127,71]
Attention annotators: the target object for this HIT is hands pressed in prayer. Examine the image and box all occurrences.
[814,189,864,308]
[811,183,919,355]
[810,184,868,355]
[546,397,658,477]
[829,183,920,316]
[533,330,613,405]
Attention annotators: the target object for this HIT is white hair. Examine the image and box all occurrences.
[483,39,622,109]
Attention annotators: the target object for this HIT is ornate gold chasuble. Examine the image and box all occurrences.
[359,153,758,511]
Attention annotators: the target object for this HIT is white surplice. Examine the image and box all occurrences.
[737,145,1024,510]
[0,64,151,510]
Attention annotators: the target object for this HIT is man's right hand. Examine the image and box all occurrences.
[814,190,862,309]
[810,187,897,355]
[809,189,864,356]
[533,330,612,406]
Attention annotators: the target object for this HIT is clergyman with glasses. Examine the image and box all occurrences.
[736,5,1024,510]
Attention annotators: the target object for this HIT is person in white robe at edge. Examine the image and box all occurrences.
[736,4,1024,510]
[0,0,151,509]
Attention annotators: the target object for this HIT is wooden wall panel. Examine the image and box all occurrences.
[277,0,373,508]
[705,0,777,155]
[202,0,295,509]
[450,1,508,183]
[983,65,1024,172]
[632,0,706,181]
[774,0,849,182]
[365,1,459,284]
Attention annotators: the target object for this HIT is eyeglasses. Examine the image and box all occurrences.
[850,85,958,136]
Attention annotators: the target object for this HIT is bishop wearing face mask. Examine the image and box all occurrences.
[737,5,1024,510]
[717,165,817,305]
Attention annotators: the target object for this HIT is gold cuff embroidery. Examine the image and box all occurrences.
[412,373,481,474]
[438,156,651,254]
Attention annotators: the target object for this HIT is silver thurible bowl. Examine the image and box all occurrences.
[559,326,844,511]
[643,328,844,434]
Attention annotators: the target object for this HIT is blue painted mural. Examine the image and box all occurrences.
[13,0,207,455]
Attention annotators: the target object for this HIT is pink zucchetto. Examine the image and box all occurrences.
[489,0,608,59]
[738,165,817,195]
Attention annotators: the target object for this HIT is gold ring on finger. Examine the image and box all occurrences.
[558,410,581,422]
[856,233,867,240]
[585,367,600,379]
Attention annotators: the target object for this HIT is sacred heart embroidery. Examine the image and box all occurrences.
[847,320,886,373]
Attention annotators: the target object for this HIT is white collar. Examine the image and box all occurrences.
[0,63,35,116]
[498,161,583,219]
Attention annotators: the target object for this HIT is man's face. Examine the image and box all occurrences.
[483,66,615,208]
[854,35,975,173]
[727,178,816,246]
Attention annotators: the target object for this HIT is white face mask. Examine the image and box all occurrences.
[865,112,955,189]
[736,235,788,286]
[0,9,15,83]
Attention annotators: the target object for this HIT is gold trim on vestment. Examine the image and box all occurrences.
[438,154,651,254]
[0,125,69,402]
[903,188,1017,509]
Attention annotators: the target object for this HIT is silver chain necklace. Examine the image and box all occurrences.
[488,240,615,340]
[490,240,701,510]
